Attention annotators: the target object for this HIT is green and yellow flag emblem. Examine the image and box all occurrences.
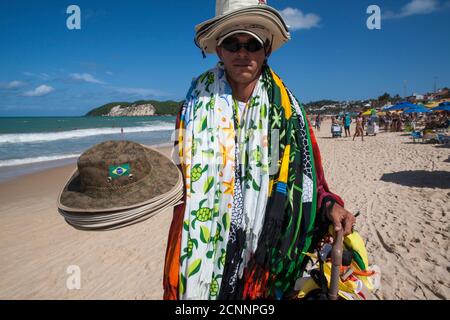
[109,164,130,179]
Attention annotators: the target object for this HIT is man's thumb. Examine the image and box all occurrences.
[333,218,342,232]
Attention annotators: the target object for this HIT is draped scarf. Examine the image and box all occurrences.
[177,62,317,299]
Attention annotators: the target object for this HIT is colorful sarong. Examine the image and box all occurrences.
[164,62,345,300]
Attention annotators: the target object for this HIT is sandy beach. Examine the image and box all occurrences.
[0,123,449,300]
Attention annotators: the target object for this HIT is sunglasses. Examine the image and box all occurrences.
[220,37,264,53]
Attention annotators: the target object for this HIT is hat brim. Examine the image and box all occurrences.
[217,30,265,46]
[58,191,183,230]
[57,145,183,213]
[195,5,290,54]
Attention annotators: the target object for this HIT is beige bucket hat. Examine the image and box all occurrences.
[195,0,291,54]
[57,140,183,230]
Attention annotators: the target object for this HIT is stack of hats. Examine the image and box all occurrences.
[194,0,291,54]
[57,140,183,230]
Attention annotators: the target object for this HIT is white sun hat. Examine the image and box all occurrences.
[195,0,291,55]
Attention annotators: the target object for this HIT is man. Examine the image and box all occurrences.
[164,0,355,300]
[344,112,352,137]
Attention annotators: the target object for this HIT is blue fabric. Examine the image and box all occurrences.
[344,115,351,126]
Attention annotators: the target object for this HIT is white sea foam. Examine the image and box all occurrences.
[0,154,80,167]
[0,123,174,144]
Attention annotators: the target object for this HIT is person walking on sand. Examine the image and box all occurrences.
[164,0,356,300]
[344,112,352,137]
[315,114,321,131]
[353,112,364,141]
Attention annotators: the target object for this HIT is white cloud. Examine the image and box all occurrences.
[4,80,26,89]
[70,73,105,84]
[22,72,53,80]
[105,71,114,75]
[23,85,55,97]
[384,0,438,19]
[280,7,321,31]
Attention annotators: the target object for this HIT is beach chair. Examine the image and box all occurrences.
[331,124,342,138]
[366,123,379,136]
[422,131,439,143]
[410,130,422,143]
[436,133,450,145]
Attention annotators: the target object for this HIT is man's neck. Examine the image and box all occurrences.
[226,74,260,103]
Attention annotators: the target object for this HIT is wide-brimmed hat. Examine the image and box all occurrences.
[195,0,291,54]
[57,140,183,230]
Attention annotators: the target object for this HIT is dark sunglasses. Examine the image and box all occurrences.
[221,37,264,53]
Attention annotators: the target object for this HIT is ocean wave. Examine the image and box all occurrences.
[0,123,175,144]
[0,154,80,167]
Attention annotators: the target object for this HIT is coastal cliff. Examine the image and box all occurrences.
[86,100,182,116]
[106,103,155,116]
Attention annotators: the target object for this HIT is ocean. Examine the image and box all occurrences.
[0,116,176,181]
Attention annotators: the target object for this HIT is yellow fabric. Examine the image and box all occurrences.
[297,253,369,300]
[278,144,290,184]
[327,225,369,269]
[271,70,291,120]
[268,179,274,196]
[343,231,369,269]
[296,278,320,299]
[296,228,377,299]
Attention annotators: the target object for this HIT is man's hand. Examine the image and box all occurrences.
[326,202,356,236]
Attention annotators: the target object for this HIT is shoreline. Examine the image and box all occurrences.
[0,141,173,183]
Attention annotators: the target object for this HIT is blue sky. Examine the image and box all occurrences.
[1,0,449,116]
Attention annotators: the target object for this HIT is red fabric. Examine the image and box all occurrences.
[162,111,345,300]
[163,108,184,300]
[307,118,345,209]
[163,200,185,300]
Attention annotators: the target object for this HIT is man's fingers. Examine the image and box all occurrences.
[343,219,353,235]
[343,215,356,235]
[332,214,342,232]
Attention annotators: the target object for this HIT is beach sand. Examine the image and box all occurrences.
[0,124,449,300]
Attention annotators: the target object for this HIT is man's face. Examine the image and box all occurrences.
[216,33,267,85]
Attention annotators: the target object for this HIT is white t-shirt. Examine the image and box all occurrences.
[236,100,246,123]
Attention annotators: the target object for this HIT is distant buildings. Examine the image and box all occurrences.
[305,87,449,115]
[408,88,449,103]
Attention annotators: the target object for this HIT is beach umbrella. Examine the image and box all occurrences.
[431,102,450,112]
[403,107,431,114]
[385,102,418,111]
[426,99,450,109]
[425,101,440,108]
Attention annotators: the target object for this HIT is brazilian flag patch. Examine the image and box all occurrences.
[109,164,130,179]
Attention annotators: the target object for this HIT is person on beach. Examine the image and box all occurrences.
[331,116,337,125]
[315,114,321,131]
[353,112,364,141]
[391,112,401,132]
[164,0,355,300]
[384,112,391,132]
[344,112,352,137]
